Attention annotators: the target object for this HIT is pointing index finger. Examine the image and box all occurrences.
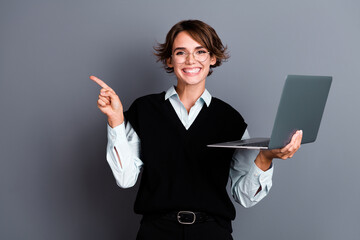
[90,75,112,90]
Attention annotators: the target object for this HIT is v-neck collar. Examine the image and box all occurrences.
[163,94,209,133]
[163,86,212,132]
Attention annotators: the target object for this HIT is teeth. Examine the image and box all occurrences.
[183,68,200,73]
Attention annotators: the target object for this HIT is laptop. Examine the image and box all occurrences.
[207,75,332,150]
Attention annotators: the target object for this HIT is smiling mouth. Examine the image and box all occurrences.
[182,68,201,73]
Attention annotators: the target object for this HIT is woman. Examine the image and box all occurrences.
[91,20,302,240]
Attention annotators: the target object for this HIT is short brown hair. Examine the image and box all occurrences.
[154,20,229,76]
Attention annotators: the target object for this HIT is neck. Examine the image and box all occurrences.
[175,82,205,113]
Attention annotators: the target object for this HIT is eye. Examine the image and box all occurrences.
[175,51,186,56]
[196,50,207,55]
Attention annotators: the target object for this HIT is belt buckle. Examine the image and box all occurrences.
[177,211,196,224]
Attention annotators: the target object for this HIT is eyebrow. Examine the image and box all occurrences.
[173,46,206,52]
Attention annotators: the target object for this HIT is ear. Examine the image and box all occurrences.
[166,58,173,68]
[210,55,217,66]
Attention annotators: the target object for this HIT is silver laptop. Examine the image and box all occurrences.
[207,75,332,149]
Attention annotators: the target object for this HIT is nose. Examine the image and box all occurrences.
[185,52,196,64]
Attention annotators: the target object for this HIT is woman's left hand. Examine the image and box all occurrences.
[262,130,303,160]
[255,130,303,170]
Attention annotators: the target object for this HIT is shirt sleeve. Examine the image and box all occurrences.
[229,129,274,208]
[106,120,143,188]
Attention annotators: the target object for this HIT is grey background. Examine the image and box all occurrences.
[1,0,359,239]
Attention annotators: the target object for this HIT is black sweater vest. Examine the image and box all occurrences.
[124,92,247,221]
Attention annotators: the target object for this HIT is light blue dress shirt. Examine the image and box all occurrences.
[106,86,273,208]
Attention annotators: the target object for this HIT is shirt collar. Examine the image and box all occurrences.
[164,86,212,107]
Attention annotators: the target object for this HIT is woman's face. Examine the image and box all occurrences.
[167,31,216,88]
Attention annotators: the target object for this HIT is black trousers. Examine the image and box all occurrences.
[136,216,233,240]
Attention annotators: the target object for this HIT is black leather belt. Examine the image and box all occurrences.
[161,211,215,224]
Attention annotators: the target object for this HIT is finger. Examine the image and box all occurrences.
[97,99,106,107]
[90,75,114,91]
[99,95,110,105]
[280,139,293,153]
[280,137,294,153]
[99,93,111,102]
[293,135,301,150]
[282,131,300,153]
[100,88,116,96]
[281,150,295,159]
[297,130,303,147]
[291,130,303,151]
[100,89,119,102]
[291,131,301,144]
[286,131,303,156]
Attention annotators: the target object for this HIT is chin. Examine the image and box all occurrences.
[178,76,206,86]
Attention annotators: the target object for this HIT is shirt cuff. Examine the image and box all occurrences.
[248,161,274,194]
[107,122,128,145]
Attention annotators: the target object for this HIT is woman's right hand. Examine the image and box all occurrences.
[90,75,124,128]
